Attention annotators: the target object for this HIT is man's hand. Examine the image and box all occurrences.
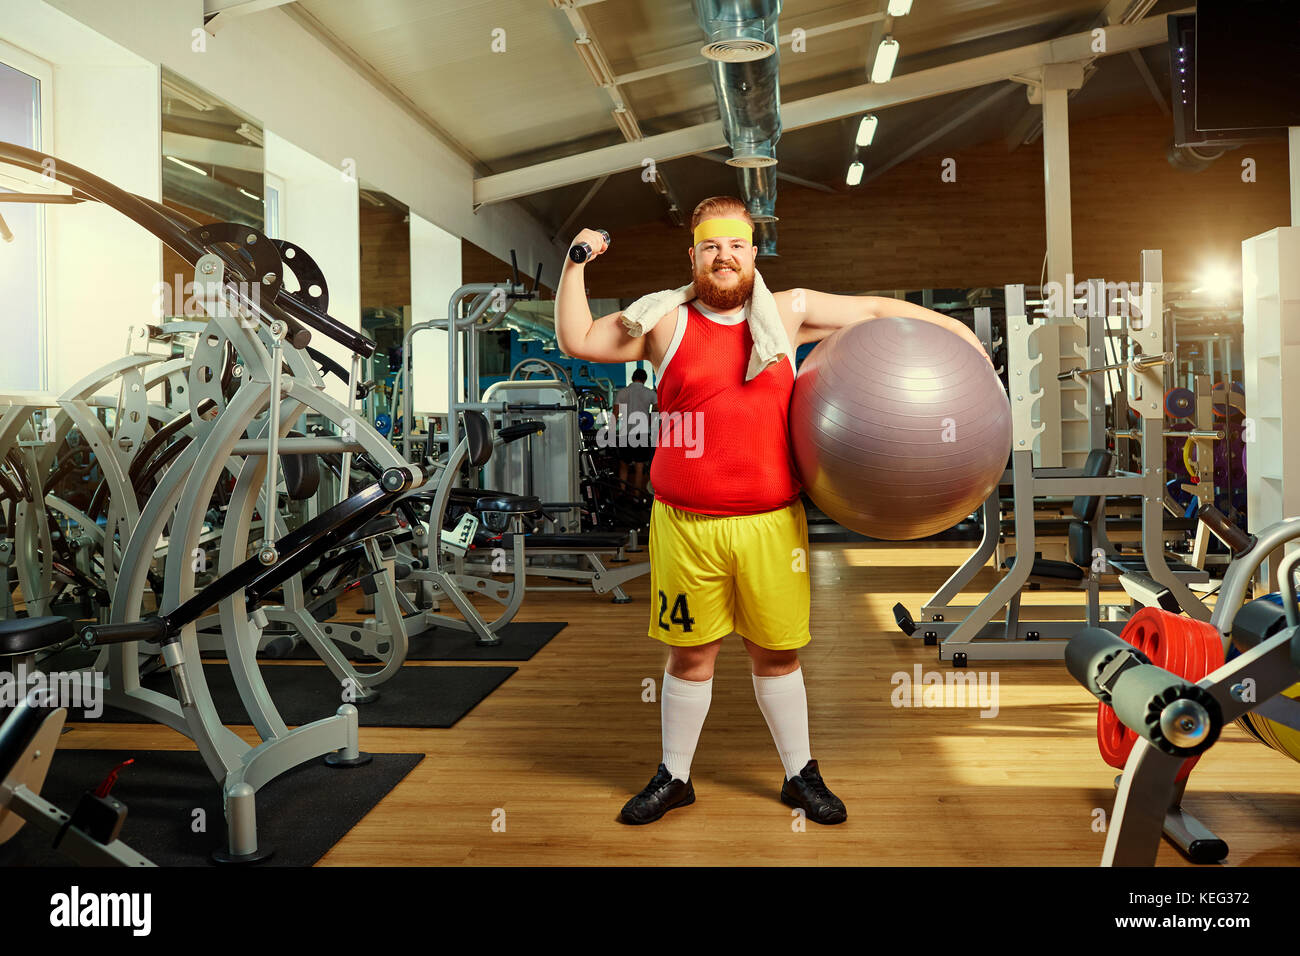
[556,228,647,365]
[569,227,610,263]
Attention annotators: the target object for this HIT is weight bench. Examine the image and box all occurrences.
[396,412,543,645]
[0,616,154,866]
[485,530,650,604]
[998,450,1209,634]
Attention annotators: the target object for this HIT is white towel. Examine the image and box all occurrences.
[620,269,790,381]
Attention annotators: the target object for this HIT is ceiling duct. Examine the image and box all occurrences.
[693,0,782,255]
[502,301,558,349]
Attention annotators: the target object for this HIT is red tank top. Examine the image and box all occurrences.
[650,301,802,516]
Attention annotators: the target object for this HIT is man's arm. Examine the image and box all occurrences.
[555,228,647,364]
[783,288,990,360]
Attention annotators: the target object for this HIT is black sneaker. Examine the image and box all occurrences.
[780,759,847,825]
[619,763,695,825]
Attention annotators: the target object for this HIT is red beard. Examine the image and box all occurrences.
[694,261,754,311]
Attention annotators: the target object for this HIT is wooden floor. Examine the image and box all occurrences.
[61,541,1300,866]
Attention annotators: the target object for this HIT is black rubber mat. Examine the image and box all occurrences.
[58,661,516,728]
[199,619,566,662]
[0,747,422,866]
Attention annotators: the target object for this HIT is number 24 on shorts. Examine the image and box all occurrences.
[657,590,695,633]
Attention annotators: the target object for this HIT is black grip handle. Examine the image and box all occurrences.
[498,421,545,442]
[1196,503,1255,557]
[304,344,350,382]
[81,619,169,648]
[1066,627,1151,703]
[568,230,610,264]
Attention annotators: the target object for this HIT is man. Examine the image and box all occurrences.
[555,196,989,826]
[611,368,657,494]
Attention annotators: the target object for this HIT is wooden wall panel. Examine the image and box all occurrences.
[359,203,411,309]
[534,106,1290,300]
[159,199,215,314]
[460,238,554,296]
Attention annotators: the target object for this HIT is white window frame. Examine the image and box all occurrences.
[0,38,54,393]
[264,170,286,240]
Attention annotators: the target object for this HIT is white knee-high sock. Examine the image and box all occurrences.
[661,672,712,782]
[753,669,812,780]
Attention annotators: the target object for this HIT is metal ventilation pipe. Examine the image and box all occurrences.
[1166,139,1233,173]
[694,0,782,255]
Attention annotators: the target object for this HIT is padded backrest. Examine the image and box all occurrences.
[460,411,493,468]
[280,430,321,501]
[0,699,46,784]
[1071,449,1113,522]
[1068,521,1093,568]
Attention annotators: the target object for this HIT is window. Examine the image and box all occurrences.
[264,172,285,239]
[0,42,51,392]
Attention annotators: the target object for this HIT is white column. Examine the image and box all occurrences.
[1289,127,1300,227]
[263,131,360,404]
[409,213,462,419]
[1036,66,1081,469]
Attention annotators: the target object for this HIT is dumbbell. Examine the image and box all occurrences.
[569,230,610,264]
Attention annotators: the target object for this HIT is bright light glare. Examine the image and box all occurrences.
[165,155,207,176]
[871,37,900,83]
[1193,265,1234,300]
[856,114,879,146]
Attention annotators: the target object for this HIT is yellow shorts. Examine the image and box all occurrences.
[647,499,811,651]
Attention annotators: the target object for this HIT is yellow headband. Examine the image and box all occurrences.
[693,218,752,246]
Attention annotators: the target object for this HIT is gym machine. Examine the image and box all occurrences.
[1068,505,1300,865]
[0,139,423,861]
[897,253,1212,662]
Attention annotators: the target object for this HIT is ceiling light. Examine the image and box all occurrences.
[161,76,218,112]
[165,155,208,176]
[887,0,913,15]
[856,114,879,146]
[235,123,264,147]
[871,36,900,83]
[846,161,864,186]
[238,187,261,202]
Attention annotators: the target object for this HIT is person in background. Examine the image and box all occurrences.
[612,368,657,494]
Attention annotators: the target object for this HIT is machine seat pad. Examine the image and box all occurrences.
[1001,556,1085,582]
[1108,555,1204,576]
[0,616,75,657]
[475,494,542,514]
[512,532,628,549]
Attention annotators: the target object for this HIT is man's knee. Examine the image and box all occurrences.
[667,641,721,681]
[743,638,800,676]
